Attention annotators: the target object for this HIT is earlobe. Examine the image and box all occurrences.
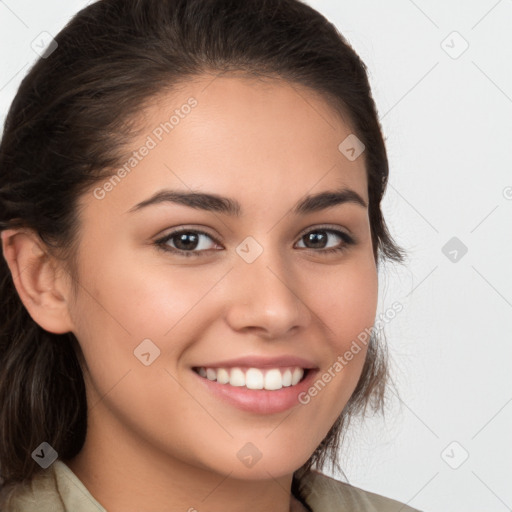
[1,228,75,334]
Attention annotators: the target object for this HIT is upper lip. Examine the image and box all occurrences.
[193,355,318,369]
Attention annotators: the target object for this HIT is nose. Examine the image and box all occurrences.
[224,249,312,340]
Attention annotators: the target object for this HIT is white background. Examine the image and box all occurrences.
[1,1,511,511]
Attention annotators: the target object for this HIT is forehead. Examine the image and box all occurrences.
[150,73,359,156]
[83,73,368,218]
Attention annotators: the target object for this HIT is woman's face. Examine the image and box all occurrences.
[65,74,378,480]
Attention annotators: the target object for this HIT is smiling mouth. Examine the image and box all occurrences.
[192,366,309,391]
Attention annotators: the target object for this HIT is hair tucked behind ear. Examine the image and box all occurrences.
[0,0,405,492]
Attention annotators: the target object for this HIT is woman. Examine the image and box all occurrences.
[0,0,419,510]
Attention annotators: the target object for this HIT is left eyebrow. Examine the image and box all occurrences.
[126,186,367,216]
[293,188,367,214]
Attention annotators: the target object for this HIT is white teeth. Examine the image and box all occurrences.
[216,368,230,384]
[282,369,292,387]
[291,368,303,385]
[195,366,306,390]
[230,368,246,387]
[264,369,283,390]
[245,368,264,389]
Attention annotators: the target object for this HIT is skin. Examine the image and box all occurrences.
[2,73,378,512]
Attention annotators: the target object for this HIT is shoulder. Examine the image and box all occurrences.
[0,460,105,512]
[298,469,423,512]
[0,462,64,512]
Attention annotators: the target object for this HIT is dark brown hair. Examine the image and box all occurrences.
[0,0,405,498]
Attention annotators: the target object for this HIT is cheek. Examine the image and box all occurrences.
[309,256,378,350]
[68,247,233,394]
[74,247,211,336]
[266,263,378,469]
[298,255,378,414]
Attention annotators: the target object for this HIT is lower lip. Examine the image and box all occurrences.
[193,369,318,414]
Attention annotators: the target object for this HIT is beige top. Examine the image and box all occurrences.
[0,460,421,511]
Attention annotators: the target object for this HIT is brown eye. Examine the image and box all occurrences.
[155,230,221,257]
[295,228,355,254]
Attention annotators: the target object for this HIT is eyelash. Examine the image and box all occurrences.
[154,226,356,258]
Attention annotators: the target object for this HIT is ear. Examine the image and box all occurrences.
[1,228,75,334]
